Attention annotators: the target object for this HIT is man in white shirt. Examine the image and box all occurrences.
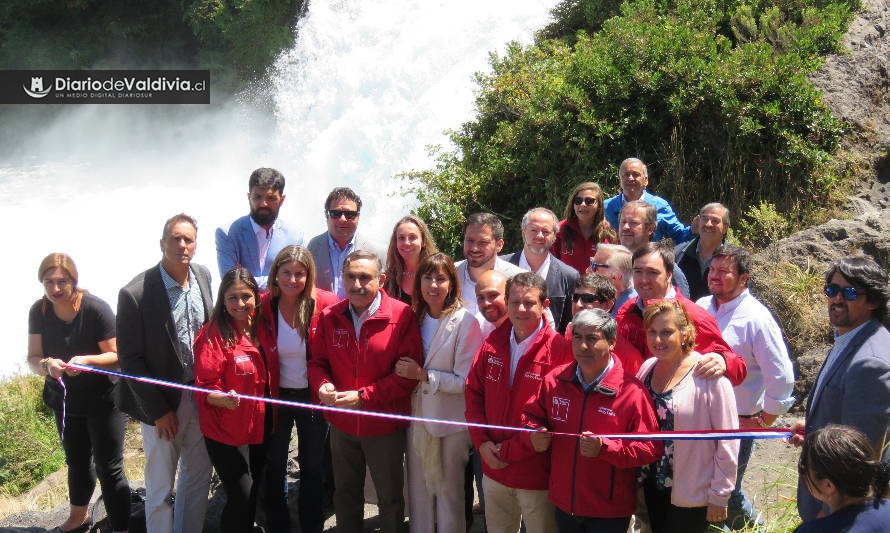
[696,244,794,530]
[455,212,525,315]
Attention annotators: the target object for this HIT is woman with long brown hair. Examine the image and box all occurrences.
[551,182,616,275]
[260,245,338,533]
[27,253,130,533]
[384,215,439,305]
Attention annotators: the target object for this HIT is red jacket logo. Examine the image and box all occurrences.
[552,396,570,422]
[485,356,503,382]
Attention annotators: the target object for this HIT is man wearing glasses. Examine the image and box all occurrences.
[589,243,635,315]
[308,187,382,298]
[789,256,890,522]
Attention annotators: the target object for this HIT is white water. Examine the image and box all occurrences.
[0,0,557,377]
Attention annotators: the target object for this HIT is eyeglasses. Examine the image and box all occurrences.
[572,293,608,304]
[823,283,860,301]
[327,209,359,220]
[589,261,609,271]
[573,197,597,206]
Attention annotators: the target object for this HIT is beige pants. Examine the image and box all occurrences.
[481,475,556,533]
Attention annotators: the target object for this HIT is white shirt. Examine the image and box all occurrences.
[509,319,544,386]
[420,314,440,354]
[249,217,274,273]
[518,250,551,280]
[697,289,795,416]
[456,257,527,316]
[277,310,308,389]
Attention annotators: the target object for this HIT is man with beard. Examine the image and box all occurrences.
[789,257,890,522]
[456,213,526,316]
[503,207,578,334]
[216,167,304,287]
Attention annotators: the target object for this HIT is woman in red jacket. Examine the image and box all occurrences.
[551,182,616,275]
[195,266,273,533]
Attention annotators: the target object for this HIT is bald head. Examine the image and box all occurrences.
[475,270,509,324]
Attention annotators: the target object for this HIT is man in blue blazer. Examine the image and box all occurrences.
[502,207,578,334]
[790,257,890,521]
[216,167,304,287]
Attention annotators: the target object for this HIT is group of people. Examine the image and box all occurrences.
[26,160,890,533]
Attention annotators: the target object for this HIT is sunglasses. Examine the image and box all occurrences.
[327,209,359,220]
[823,283,860,301]
[573,197,597,206]
[572,293,608,304]
[589,261,609,271]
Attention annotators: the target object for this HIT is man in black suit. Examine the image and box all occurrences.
[503,207,578,333]
[115,213,214,533]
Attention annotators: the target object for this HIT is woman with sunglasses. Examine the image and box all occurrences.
[27,253,130,533]
[384,215,439,305]
[394,253,483,533]
[552,182,617,275]
[259,245,338,533]
[637,300,738,533]
[795,424,890,532]
[194,266,275,533]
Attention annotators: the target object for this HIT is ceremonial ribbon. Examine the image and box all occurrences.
[69,363,795,441]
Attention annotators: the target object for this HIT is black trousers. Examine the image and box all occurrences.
[205,437,267,533]
[55,407,130,532]
[555,507,630,533]
[643,480,708,533]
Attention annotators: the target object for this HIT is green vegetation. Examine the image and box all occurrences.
[0,0,305,92]
[407,0,861,256]
[0,375,64,497]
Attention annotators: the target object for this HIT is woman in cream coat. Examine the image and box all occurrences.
[395,253,484,533]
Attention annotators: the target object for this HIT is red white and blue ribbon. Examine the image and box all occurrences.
[69,363,795,441]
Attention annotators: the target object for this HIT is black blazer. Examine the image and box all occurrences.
[502,251,579,334]
[113,263,213,425]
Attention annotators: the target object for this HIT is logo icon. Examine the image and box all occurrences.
[23,77,51,98]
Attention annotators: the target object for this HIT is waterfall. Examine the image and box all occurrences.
[0,0,557,376]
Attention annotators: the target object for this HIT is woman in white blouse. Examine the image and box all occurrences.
[395,253,484,533]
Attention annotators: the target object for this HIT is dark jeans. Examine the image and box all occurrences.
[727,438,758,529]
[262,388,328,533]
[55,407,130,532]
[205,437,266,533]
[555,507,630,533]
[643,480,708,533]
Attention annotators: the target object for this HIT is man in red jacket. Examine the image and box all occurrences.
[308,250,423,533]
[465,272,573,533]
[524,308,662,533]
[615,241,746,385]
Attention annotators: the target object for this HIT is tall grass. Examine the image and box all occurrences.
[0,375,64,497]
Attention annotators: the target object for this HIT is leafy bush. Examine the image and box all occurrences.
[0,375,64,497]
[737,201,794,247]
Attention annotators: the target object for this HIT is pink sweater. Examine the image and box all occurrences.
[637,355,739,507]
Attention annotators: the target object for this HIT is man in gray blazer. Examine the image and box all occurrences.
[307,186,382,298]
[790,256,890,521]
[115,213,214,533]
[502,207,578,334]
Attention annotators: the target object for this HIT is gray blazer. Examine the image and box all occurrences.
[502,251,579,334]
[307,231,382,292]
[797,319,890,520]
[113,263,213,425]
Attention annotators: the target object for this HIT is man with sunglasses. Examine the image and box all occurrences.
[308,187,383,298]
[503,207,578,333]
[603,157,693,244]
[216,167,304,288]
[589,243,635,315]
[789,256,890,522]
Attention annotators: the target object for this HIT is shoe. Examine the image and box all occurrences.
[50,524,90,533]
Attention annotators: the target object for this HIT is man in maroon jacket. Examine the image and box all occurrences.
[308,250,423,533]
[615,241,747,385]
[465,272,573,533]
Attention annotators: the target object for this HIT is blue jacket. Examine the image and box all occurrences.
[215,215,304,287]
[604,190,692,244]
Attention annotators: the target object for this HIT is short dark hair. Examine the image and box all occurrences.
[712,244,751,276]
[162,213,198,239]
[576,273,616,301]
[249,167,286,194]
[506,271,548,303]
[799,424,890,501]
[464,213,505,242]
[632,240,675,274]
[824,257,890,324]
[211,266,261,348]
[325,187,363,212]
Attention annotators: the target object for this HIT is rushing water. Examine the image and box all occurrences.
[0,0,557,376]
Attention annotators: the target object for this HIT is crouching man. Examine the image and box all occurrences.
[524,308,662,533]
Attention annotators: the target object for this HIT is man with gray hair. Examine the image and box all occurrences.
[503,207,579,333]
[603,157,692,243]
[590,243,635,315]
[308,250,423,532]
[676,202,731,300]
